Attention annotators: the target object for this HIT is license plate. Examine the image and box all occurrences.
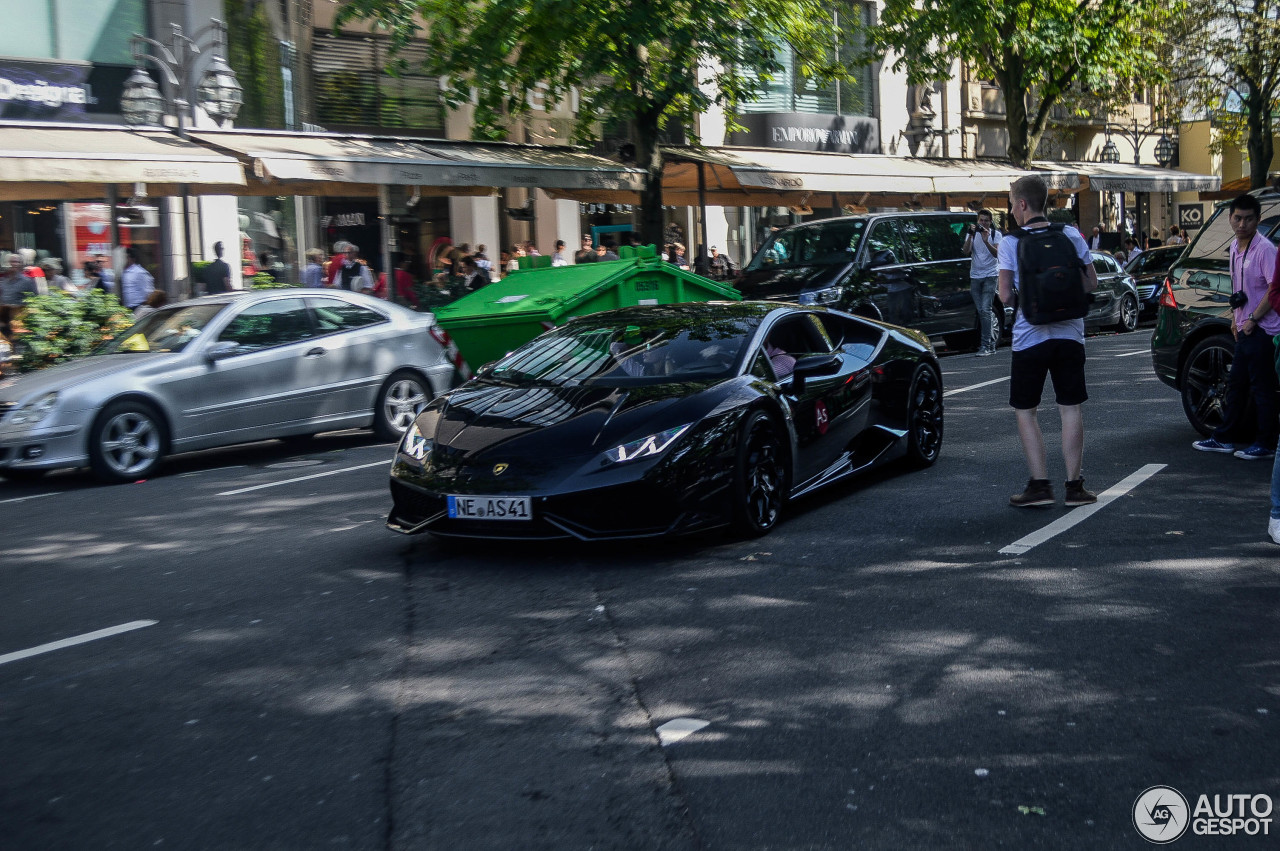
[447,494,532,521]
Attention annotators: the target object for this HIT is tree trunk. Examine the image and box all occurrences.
[1246,87,1274,189]
[633,113,666,250]
[998,61,1032,168]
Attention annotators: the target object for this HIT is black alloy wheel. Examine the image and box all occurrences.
[1180,335,1234,437]
[732,411,787,537]
[374,370,432,442]
[905,363,944,467]
[89,400,166,483]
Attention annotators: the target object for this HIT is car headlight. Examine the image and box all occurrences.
[400,422,433,462]
[798,285,842,306]
[603,423,691,466]
[10,392,59,425]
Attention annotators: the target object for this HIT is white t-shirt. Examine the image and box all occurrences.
[969,229,1002,279]
[997,223,1092,351]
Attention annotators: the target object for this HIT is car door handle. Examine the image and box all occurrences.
[305,347,327,358]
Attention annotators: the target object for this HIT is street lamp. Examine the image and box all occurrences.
[120,20,241,297]
[121,20,242,135]
[1100,136,1121,164]
[1155,134,1175,167]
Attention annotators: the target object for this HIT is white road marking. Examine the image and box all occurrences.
[656,717,710,746]
[0,620,158,666]
[216,460,389,496]
[943,376,1010,397]
[0,492,54,505]
[1114,350,1150,358]
[999,464,1165,555]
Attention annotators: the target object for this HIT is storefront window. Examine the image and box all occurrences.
[741,2,874,117]
[8,0,146,64]
[238,197,298,283]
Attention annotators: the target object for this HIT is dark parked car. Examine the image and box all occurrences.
[1152,189,1280,435]
[1086,250,1141,333]
[387,302,943,540]
[735,212,1005,351]
[1125,244,1186,317]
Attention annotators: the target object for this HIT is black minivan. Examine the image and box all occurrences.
[735,212,996,350]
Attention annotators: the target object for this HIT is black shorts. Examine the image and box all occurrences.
[1009,339,1087,409]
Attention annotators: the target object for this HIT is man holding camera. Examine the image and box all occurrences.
[964,208,1002,356]
[1193,194,1279,460]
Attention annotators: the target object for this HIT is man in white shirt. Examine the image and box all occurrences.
[963,208,1002,356]
[997,176,1099,509]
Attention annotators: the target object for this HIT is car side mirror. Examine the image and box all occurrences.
[790,353,841,392]
[205,341,241,363]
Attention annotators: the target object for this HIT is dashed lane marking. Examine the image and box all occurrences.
[216,460,389,496]
[1114,349,1151,357]
[999,464,1165,555]
[0,492,54,505]
[943,376,1010,397]
[0,620,158,666]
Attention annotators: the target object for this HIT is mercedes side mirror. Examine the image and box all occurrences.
[205,341,241,363]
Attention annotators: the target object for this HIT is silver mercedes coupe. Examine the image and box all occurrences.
[0,289,456,483]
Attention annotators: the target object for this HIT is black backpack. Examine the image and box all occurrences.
[1011,223,1088,325]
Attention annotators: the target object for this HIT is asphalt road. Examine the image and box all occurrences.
[2,329,1278,850]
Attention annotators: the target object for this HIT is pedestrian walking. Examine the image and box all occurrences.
[333,244,374,292]
[1166,225,1185,246]
[119,247,155,310]
[1192,194,1280,460]
[964,208,1002,356]
[202,241,231,295]
[301,249,325,287]
[997,174,1099,507]
[574,234,596,264]
[0,253,39,343]
[551,240,569,267]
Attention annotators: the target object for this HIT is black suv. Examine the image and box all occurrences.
[735,212,994,350]
[737,212,1136,351]
[1151,189,1280,434]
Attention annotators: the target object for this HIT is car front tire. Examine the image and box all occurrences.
[731,411,788,537]
[374,370,432,442]
[89,401,166,483]
[905,363,944,467]
[1180,335,1234,436]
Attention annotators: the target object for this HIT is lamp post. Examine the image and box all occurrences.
[1099,113,1177,245]
[120,20,242,296]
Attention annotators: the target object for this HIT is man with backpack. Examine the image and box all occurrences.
[997,175,1099,508]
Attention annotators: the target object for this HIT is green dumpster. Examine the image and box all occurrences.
[432,245,742,368]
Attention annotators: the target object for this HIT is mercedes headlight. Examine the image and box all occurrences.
[400,422,433,462]
[798,285,842,306]
[603,424,691,466]
[10,392,59,425]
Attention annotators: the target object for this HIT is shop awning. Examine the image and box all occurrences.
[0,124,247,200]
[1037,161,1219,194]
[547,146,1080,207]
[190,130,647,196]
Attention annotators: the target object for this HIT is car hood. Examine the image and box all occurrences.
[736,264,848,297]
[426,378,721,464]
[0,353,182,402]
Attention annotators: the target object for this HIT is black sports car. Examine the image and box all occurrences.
[387,302,943,540]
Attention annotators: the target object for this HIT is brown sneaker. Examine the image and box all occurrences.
[1064,478,1097,506]
[1010,478,1054,507]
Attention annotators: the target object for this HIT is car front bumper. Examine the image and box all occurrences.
[0,416,90,473]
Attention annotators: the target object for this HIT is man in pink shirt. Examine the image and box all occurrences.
[1193,194,1280,459]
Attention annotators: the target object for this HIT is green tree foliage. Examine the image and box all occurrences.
[335,0,846,246]
[1177,0,1280,188]
[867,0,1171,168]
[226,0,285,129]
[16,290,133,372]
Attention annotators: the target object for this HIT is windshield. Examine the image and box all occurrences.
[97,303,227,354]
[487,316,758,385]
[745,219,867,271]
